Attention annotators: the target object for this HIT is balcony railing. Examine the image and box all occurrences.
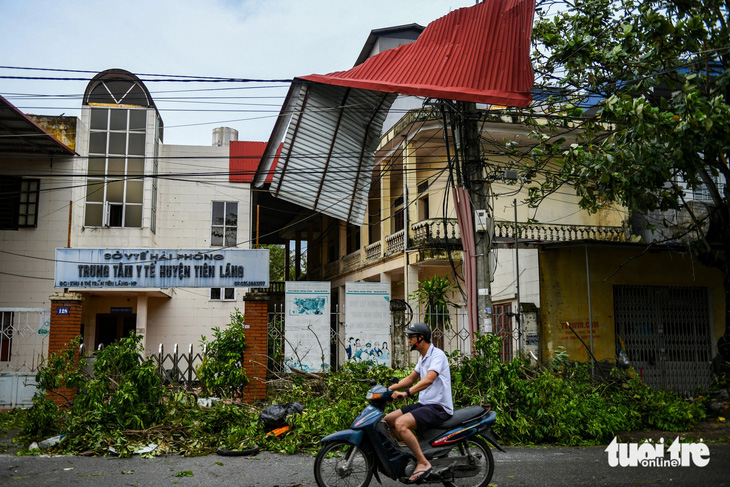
[493,221,627,242]
[315,219,627,279]
[412,218,461,245]
[384,230,405,256]
[342,250,363,272]
[365,241,382,263]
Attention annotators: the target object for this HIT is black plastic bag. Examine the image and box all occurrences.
[259,402,305,431]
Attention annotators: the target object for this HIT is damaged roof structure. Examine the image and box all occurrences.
[254,0,535,225]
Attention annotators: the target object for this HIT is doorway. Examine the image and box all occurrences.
[493,303,514,362]
[95,313,136,349]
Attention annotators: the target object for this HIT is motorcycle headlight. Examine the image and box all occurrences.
[366,392,382,400]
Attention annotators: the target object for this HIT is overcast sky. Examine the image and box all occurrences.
[0,0,476,146]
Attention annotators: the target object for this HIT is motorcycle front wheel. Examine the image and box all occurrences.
[441,436,494,487]
[314,440,373,487]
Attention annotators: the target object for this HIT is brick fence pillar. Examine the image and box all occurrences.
[48,291,84,406]
[242,292,269,401]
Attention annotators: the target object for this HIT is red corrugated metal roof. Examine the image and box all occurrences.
[230,141,281,183]
[300,0,534,107]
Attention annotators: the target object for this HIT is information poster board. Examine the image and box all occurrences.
[345,281,391,367]
[284,281,331,372]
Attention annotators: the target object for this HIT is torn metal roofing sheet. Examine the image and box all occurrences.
[257,81,396,225]
[0,95,76,156]
[302,0,535,107]
[255,0,534,225]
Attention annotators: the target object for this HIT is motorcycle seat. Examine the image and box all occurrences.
[438,405,490,429]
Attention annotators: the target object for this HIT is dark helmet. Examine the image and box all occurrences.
[404,323,431,343]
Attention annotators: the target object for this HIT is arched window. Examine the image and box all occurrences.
[82,70,161,229]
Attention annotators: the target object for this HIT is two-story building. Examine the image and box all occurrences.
[0,69,260,407]
[253,16,724,395]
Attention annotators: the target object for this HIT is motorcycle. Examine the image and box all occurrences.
[313,383,504,487]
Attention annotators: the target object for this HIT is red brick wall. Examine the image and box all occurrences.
[242,293,269,401]
[48,293,83,407]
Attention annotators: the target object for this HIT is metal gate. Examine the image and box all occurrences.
[613,286,713,395]
[0,308,50,408]
[494,303,514,362]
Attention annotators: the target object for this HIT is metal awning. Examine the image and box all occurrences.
[0,95,76,156]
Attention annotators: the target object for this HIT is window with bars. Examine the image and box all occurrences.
[84,107,146,227]
[0,177,40,230]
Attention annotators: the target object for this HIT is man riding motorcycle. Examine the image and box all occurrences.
[385,323,453,483]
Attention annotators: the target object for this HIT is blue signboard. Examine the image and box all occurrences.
[56,306,70,315]
[54,248,269,289]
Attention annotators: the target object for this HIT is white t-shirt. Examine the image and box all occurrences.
[414,344,453,415]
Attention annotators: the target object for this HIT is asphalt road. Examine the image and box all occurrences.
[1,443,729,486]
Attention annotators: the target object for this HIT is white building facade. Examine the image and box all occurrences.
[0,70,255,407]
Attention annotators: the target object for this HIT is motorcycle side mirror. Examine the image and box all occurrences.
[388,376,399,384]
[369,380,377,386]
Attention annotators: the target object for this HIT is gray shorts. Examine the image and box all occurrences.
[401,402,451,430]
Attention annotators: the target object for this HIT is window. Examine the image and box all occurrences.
[417,180,430,222]
[211,201,238,247]
[368,184,381,244]
[84,107,146,227]
[393,195,404,233]
[346,224,361,254]
[210,288,235,301]
[327,224,340,263]
[211,202,238,300]
[0,177,40,230]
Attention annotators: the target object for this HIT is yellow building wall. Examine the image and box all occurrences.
[538,244,724,363]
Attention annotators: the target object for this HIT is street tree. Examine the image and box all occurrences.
[524,0,730,355]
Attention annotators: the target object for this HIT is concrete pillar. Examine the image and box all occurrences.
[406,264,419,313]
[242,292,269,401]
[136,293,148,353]
[295,233,302,280]
[48,292,83,406]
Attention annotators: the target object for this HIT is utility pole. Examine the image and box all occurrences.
[459,101,493,334]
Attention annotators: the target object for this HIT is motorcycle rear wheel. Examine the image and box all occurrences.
[314,440,373,487]
[441,436,494,487]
